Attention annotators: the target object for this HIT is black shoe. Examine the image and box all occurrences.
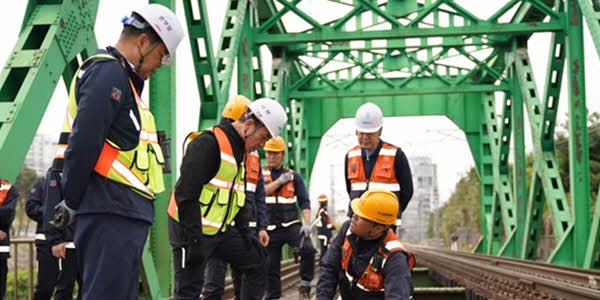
[299,285,311,299]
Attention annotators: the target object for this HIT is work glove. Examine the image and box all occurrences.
[300,224,312,237]
[49,201,75,230]
[183,238,204,268]
[277,171,294,184]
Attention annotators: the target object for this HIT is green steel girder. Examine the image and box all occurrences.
[215,0,249,108]
[0,0,98,182]
[145,1,177,297]
[255,21,564,45]
[182,0,220,130]
[565,0,591,268]
[511,65,528,259]
[577,0,600,57]
[522,2,567,260]
[585,189,600,268]
[514,48,575,266]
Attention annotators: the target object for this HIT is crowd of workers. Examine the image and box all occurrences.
[0,3,416,299]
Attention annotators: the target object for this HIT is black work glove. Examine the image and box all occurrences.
[49,200,75,230]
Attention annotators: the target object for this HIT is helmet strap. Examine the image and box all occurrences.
[135,40,160,74]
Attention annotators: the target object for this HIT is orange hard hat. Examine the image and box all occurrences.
[318,194,328,203]
[222,95,251,120]
[350,190,398,225]
[264,136,286,152]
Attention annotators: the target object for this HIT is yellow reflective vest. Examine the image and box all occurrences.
[63,54,165,199]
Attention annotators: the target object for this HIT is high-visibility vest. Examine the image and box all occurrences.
[245,151,261,193]
[263,168,296,204]
[63,54,165,199]
[0,180,11,207]
[341,228,415,292]
[347,143,400,195]
[168,127,246,235]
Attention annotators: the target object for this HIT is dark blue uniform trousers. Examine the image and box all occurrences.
[34,245,80,300]
[75,214,149,299]
[172,227,267,300]
[266,224,315,299]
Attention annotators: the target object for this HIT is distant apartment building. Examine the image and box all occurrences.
[402,156,439,242]
[24,134,57,175]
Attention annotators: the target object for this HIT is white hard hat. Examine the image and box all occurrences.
[129,4,184,65]
[355,102,383,133]
[248,98,288,137]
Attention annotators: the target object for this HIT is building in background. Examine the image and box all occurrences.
[24,134,56,175]
[402,156,439,242]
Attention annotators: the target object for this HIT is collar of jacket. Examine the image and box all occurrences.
[218,120,246,165]
[362,140,384,160]
[104,46,145,94]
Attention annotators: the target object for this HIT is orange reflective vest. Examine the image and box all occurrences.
[263,168,296,204]
[0,180,11,207]
[168,127,246,235]
[341,228,415,292]
[245,151,261,193]
[347,143,400,194]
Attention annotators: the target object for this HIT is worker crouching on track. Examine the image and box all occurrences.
[317,190,415,300]
[262,137,315,299]
[167,98,287,300]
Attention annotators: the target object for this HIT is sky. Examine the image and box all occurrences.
[1,1,599,212]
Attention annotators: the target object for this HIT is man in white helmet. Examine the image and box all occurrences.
[344,102,413,232]
[50,4,184,299]
[167,98,287,299]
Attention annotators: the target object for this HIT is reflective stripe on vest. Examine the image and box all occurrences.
[341,227,415,292]
[0,180,11,207]
[0,246,9,253]
[245,151,260,193]
[263,168,296,204]
[346,143,400,193]
[167,127,246,236]
[64,54,165,199]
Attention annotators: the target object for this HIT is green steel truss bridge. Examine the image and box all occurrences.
[1,0,599,297]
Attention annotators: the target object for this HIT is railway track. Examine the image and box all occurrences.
[224,259,311,299]
[411,245,600,299]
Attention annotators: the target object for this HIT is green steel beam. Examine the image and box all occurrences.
[289,82,508,99]
[182,0,220,130]
[514,48,574,266]
[578,0,600,57]
[237,1,254,99]
[585,189,600,268]
[215,0,249,108]
[0,1,98,181]
[477,95,497,254]
[522,5,566,260]
[255,21,564,45]
[145,0,177,297]
[565,0,590,268]
[511,66,528,259]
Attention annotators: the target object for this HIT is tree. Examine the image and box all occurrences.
[14,166,38,197]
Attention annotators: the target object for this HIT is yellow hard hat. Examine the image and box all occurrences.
[318,194,328,203]
[264,136,286,152]
[222,95,251,120]
[350,190,398,225]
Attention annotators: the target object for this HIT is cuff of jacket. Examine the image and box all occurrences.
[178,199,204,241]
